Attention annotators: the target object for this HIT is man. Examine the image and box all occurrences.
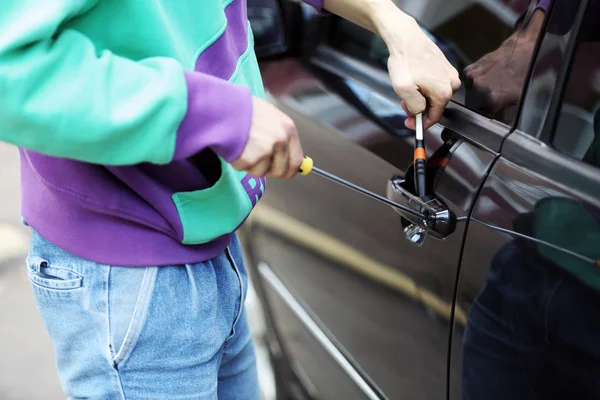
[0,0,459,398]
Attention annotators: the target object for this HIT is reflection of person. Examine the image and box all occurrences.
[462,196,600,399]
[465,0,600,123]
[464,4,546,121]
[0,0,460,398]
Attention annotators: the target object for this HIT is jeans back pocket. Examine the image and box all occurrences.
[27,256,83,291]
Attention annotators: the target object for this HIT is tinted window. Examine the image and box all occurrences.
[551,1,600,167]
[329,0,546,125]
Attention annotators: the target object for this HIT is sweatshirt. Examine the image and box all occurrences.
[1,0,322,265]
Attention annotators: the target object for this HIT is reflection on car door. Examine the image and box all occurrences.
[452,2,600,398]
[244,5,537,398]
[251,59,497,400]
[244,1,545,398]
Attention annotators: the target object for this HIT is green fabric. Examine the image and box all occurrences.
[2,0,268,245]
[173,28,266,245]
[172,159,255,245]
[0,0,231,165]
[533,197,600,292]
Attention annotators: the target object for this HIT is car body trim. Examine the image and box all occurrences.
[258,262,381,400]
[248,205,468,325]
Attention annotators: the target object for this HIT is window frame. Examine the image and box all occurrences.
[499,0,600,203]
[537,0,592,144]
[515,0,592,141]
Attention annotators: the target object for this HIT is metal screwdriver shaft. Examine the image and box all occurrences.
[299,157,425,219]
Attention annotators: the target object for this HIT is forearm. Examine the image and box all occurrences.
[322,0,417,56]
[313,0,461,128]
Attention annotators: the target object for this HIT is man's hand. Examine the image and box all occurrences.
[231,97,304,179]
[464,10,544,122]
[323,0,461,130]
[384,13,462,130]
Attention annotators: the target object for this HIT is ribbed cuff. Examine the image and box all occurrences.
[174,71,253,162]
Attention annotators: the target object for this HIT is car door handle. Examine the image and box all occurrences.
[386,177,457,245]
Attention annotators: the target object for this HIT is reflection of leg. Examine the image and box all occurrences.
[461,243,553,400]
[546,273,600,400]
[462,294,549,400]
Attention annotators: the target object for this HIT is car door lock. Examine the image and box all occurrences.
[386,177,457,245]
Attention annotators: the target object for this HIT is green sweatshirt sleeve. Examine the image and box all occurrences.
[0,0,253,166]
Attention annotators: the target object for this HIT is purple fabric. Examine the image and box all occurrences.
[175,0,253,163]
[21,150,232,266]
[302,0,324,11]
[536,0,551,12]
[176,73,252,162]
[20,0,261,266]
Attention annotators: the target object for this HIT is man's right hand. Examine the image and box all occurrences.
[464,9,545,122]
[231,97,304,179]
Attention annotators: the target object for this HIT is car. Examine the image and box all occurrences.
[243,0,600,399]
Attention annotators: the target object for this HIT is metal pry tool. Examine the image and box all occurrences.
[298,157,427,220]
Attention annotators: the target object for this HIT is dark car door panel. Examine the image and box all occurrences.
[260,262,382,400]
[242,1,560,398]
[450,136,600,399]
[244,53,503,398]
[452,1,600,397]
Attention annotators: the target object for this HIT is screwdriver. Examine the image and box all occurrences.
[298,155,426,219]
[414,113,427,199]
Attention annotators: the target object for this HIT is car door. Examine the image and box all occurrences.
[451,1,600,399]
[245,1,542,399]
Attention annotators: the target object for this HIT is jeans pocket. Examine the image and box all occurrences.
[109,266,158,368]
[27,256,83,292]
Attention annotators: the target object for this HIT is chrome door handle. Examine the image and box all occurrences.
[386,177,457,244]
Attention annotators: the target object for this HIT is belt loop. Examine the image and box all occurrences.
[30,257,44,274]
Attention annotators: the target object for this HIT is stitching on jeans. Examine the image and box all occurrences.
[106,267,115,359]
[112,267,157,367]
[104,267,127,400]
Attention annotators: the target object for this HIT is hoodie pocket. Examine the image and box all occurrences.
[172,157,265,245]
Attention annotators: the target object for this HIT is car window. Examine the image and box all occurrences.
[328,0,547,126]
[550,2,600,167]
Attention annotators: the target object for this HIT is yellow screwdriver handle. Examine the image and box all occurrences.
[299,156,314,176]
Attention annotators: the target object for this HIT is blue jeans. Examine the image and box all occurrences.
[26,230,260,400]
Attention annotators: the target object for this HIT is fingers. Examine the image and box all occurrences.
[395,71,460,131]
[401,100,416,130]
[266,141,290,178]
[450,69,462,92]
[421,83,454,130]
[232,99,303,179]
[284,131,304,180]
[393,79,427,116]
[246,156,272,177]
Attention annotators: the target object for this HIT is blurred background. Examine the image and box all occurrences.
[0,143,59,399]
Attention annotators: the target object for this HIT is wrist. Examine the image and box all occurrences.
[371,3,415,55]
[523,9,545,39]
